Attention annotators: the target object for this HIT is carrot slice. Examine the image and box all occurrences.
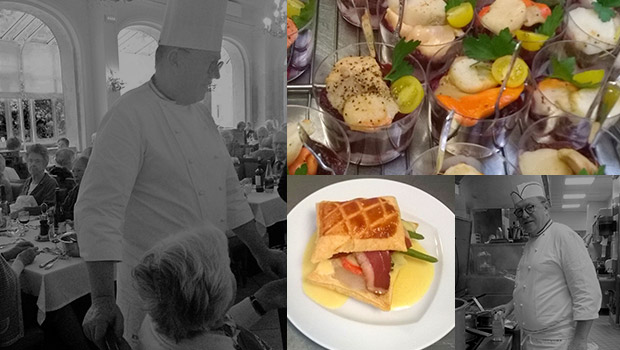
[341,256,363,275]
[287,147,319,175]
[478,5,490,18]
[534,3,551,19]
[436,85,524,126]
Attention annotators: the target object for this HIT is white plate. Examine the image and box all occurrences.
[287,178,455,350]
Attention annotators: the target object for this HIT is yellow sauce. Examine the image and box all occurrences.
[301,232,435,310]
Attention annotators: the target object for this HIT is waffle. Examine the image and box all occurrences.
[311,196,407,263]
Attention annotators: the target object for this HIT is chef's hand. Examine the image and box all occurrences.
[568,337,587,350]
[83,296,125,350]
[493,301,514,316]
[255,248,286,279]
[3,241,35,260]
[255,278,286,311]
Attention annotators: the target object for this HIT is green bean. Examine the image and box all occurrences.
[408,230,425,240]
[405,249,438,263]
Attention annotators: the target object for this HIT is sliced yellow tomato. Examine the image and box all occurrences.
[491,56,529,88]
[287,0,304,19]
[514,30,549,52]
[447,2,474,29]
[572,70,605,86]
[390,76,425,114]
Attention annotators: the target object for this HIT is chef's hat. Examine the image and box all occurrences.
[511,182,546,205]
[159,0,227,51]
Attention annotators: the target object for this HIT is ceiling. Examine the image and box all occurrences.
[548,176,613,212]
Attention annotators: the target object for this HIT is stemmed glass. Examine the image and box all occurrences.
[17,210,29,237]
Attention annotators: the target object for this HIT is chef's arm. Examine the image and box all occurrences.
[233,220,269,256]
[233,220,286,278]
[573,320,593,342]
[86,261,116,302]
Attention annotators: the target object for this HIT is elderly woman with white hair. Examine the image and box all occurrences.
[134,224,285,350]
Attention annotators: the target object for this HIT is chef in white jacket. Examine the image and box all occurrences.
[75,1,286,349]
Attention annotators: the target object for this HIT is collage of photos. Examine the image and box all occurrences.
[3,0,620,350]
[287,1,620,350]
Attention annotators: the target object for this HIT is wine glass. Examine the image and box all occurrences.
[17,210,29,236]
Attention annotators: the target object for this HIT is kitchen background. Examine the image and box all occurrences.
[455,175,620,350]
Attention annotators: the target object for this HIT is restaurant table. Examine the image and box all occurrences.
[0,219,90,325]
[246,188,287,228]
[287,0,435,175]
[287,176,456,350]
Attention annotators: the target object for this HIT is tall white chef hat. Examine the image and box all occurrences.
[511,182,546,205]
[159,0,228,51]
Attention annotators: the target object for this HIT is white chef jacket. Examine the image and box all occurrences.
[75,79,254,345]
[513,221,601,338]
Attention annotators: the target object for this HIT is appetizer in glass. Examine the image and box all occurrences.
[288,0,317,81]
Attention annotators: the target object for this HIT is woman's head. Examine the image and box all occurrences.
[72,156,89,183]
[133,225,235,343]
[26,144,49,177]
[55,148,75,168]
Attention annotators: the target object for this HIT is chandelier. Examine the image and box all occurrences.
[262,0,286,37]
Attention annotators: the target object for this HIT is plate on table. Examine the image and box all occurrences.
[287,178,455,350]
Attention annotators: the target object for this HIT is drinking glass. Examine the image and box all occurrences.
[517,115,620,174]
[312,42,427,165]
[17,210,29,235]
[287,0,317,82]
[427,41,532,151]
[408,142,518,174]
[564,3,619,55]
[287,105,351,174]
[527,40,617,127]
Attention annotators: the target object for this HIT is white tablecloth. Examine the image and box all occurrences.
[246,189,286,227]
[0,220,90,324]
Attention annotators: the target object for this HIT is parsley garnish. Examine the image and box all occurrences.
[445,0,476,12]
[292,0,316,29]
[384,38,421,82]
[536,6,564,37]
[463,28,517,61]
[549,57,600,89]
[593,0,620,22]
[578,165,606,175]
[294,163,308,175]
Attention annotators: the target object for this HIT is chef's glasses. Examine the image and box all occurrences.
[514,204,536,218]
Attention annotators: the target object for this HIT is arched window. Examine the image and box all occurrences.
[0,9,65,145]
[118,26,158,95]
[209,40,246,128]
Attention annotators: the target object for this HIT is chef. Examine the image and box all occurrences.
[497,182,600,350]
[75,0,286,349]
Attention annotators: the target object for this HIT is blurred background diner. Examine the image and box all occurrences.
[0,0,286,349]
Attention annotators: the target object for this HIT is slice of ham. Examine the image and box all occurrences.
[405,235,412,249]
[354,251,392,295]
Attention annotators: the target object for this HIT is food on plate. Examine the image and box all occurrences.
[565,3,620,55]
[530,56,620,118]
[322,39,425,130]
[381,0,471,58]
[303,197,437,311]
[433,29,528,126]
[519,148,603,175]
[477,0,563,52]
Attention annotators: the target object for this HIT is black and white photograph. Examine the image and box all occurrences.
[0,0,286,349]
[456,176,620,350]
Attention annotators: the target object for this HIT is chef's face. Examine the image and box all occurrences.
[26,152,46,177]
[176,49,222,104]
[514,197,550,235]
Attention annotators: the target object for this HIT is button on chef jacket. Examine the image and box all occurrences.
[513,221,601,338]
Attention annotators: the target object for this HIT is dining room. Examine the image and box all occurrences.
[0,0,287,349]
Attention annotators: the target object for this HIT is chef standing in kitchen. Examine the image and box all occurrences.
[497,182,601,350]
[74,0,286,348]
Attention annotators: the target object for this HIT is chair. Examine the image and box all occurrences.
[239,158,260,180]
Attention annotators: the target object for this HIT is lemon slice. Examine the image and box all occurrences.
[447,2,474,29]
[515,30,549,52]
[572,70,605,86]
[491,56,529,88]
